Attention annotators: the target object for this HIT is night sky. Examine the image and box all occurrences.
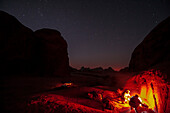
[0,0,170,70]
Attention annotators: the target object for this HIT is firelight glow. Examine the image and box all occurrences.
[123,70,169,113]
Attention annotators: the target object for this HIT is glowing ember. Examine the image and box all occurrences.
[63,82,72,86]
[62,82,73,87]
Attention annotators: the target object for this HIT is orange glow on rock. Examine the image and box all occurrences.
[147,87,155,109]
[140,85,146,99]
[26,70,169,113]
[124,69,169,113]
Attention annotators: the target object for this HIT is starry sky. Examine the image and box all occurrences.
[0,0,170,70]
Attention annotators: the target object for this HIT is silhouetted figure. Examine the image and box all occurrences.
[129,94,142,113]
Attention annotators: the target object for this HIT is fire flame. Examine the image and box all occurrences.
[125,82,158,111]
[140,85,155,110]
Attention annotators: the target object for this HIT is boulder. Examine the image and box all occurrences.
[129,17,170,81]
[34,29,69,76]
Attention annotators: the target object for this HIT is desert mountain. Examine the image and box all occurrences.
[0,10,69,76]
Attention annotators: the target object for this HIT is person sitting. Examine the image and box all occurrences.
[120,89,130,103]
[129,94,142,113]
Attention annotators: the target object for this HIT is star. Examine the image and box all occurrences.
[152,13,155,17]
[40,13,43,17]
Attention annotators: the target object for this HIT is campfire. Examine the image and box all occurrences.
[88,69,169,113]
[27,69,169,113]
[122,69,169,113]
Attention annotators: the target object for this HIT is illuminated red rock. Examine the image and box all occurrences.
[129,17,170,81]
[34,28,70,76]
[124,70,170,113]
[27,94,106,113]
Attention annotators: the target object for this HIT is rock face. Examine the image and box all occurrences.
[129,17,170,80]
[0,10,69,76]
[34,29,69,76]
[0,11,35,75]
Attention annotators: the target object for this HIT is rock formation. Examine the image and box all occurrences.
[129,17,170,81]
[104,67,115,72]
[119,67,129,72]
[0,10,35,75]
[91,67,104,72]
[34,29,69,76]
[0,10,69,76]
